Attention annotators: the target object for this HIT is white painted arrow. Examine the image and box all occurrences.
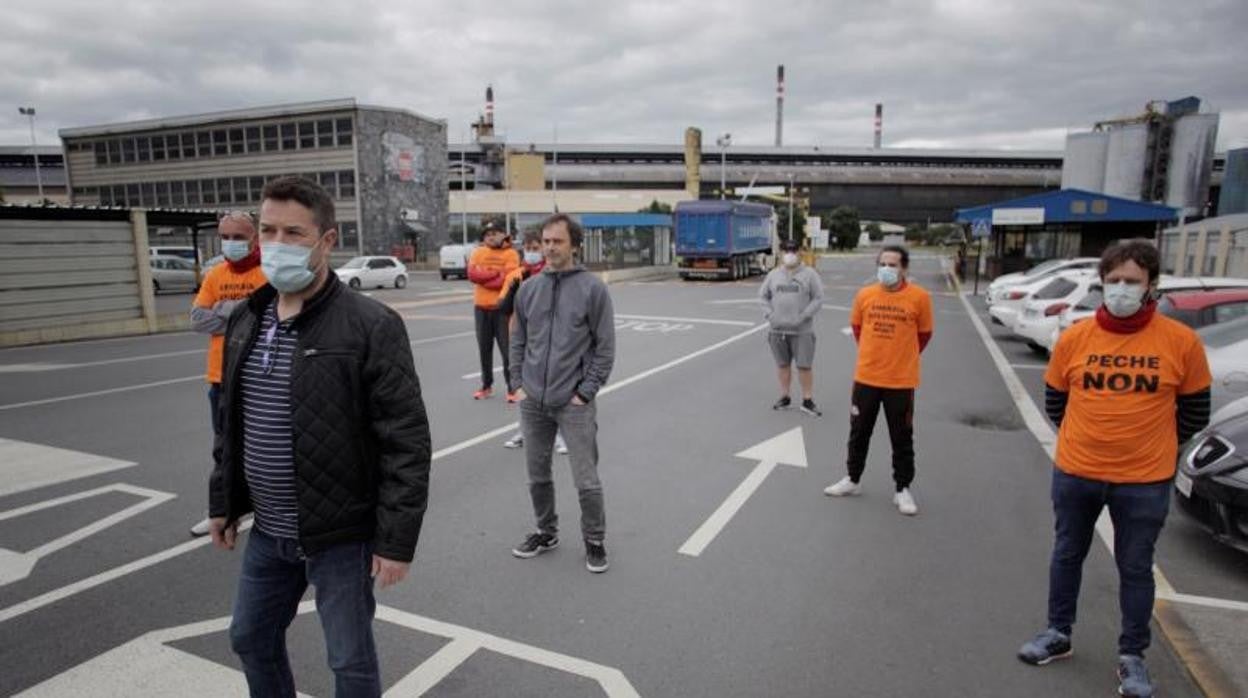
[679,427,808,557]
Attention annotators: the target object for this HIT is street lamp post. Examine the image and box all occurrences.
[787,173,795,242]
[716,133,731,199]
[18,107,44,201]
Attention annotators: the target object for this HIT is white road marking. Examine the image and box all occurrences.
[19,601,640,697]
[707,299,760,305]
[615,313,754,327]
[409,330,476,346]
[956,292,1248,619]
[680,428,808,557]
[0,376,202,412]
[418,288,475,297]
[0,484,176,586]
[462,367,504,380]
[1009,364,1048,370]
[822,304,851,311]
[840,326,854,336]
[0,323,770,623]
[0,439,137,497]
[0,349,205,373]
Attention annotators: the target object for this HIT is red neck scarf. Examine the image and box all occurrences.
[226,246,261,273]
[523,260,545,277]
[1095,299,1156,334]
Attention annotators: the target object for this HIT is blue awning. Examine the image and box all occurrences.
[955,188,1179,225]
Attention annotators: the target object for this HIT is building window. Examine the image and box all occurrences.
[338,170,355,198]
[155,181,170,207]
[126,183,139,206]
[171,181,186,206]
[1070,200,1087,214]
[231,177,247,203]
[197,132,212,158]
[99,186,113,206]
[122,138,136,163]
[317,120,334,148]
[213,130,229,156]
[181,133,196,159]
[142,182,156,206]
[319,171,337,196]
[249,176,264,202]
[336,118,353,147]
[218,178,232,204]
[201,179,216,205]
[136,137,151,162]
[229,128,245,155]
[107,139,121,165]
[263,125,278,151]
[1091,199,1109,214]
[339,221,359,249]
[94,142,108,166]
[152,135,166,161]
[245,126,261,153]
[281,123,297,150]
[186,180,201,206]
[298,121,316,149]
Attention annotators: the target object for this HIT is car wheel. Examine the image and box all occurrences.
[348,277,361,289]
[395,275,407,289]
[1026,340,1048,357]
[440,272,448,280]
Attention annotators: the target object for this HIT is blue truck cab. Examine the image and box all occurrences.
[674,200,774,280]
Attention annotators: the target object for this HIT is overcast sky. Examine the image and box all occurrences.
[2,0,1244,153]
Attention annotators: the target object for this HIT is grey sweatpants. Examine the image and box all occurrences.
[520,398,605,542]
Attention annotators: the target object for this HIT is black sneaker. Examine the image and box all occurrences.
[512,532,558,558]
[1017,628,1072,666]
[585,540,609,573]
[800,399,822,417]
[772,396,792,410]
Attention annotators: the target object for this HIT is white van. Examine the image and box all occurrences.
[439,243,477,280]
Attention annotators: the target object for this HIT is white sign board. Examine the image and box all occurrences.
[812,231,829,249]
[991,207,1045,226]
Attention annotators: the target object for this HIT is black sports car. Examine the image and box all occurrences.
[1175,401,1248,554]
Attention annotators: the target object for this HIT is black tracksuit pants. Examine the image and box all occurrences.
[474,306,510,390]
[845,381,916,491]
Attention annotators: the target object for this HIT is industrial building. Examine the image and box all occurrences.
[0,146,67,204]
[59,99,447,258]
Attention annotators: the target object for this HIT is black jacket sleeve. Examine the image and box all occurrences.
[366,310,432,563]
[1177,388,1211,444]
[1045,384,1068,428]
[497,276,522,317]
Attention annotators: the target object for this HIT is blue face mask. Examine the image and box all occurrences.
[523,250,543,265]
[261,242,316,293]
[878,265,901,287]
[221,240,251,262]
[1103,281,1146,318]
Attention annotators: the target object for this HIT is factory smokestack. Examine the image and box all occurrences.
[873,103,882,149]
[775,65,785,147]
[486,85,495,127]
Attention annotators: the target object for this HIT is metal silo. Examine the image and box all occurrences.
[1166,113,1219,215]
[1103,124,1150,200]
[1061,131,1109,191]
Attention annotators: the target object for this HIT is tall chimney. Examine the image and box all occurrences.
[486,85,495,127]
[775,65,785,147]
[873,103,883,149]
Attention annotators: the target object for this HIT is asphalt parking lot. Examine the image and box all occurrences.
[0,257,1227,696]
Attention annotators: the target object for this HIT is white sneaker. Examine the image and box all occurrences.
[555,436,568,455]
[503,434,524,449]
[823,476,861,497]
[190,517,212,537]
[893,488,918,516]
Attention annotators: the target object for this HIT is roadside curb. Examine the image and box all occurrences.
[1154,599,1238,697]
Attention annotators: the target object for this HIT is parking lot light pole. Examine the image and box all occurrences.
[18,107,44,201]
[716,133,731,199]
[787,173,794,241]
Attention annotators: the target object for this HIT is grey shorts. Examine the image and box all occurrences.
[768,332,816,368]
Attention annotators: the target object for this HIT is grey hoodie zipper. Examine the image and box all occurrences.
[538,273,562,409]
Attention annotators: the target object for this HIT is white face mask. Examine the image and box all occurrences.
[782,252,799,268]
[877,266,900,287]
[1103,282,1147,318]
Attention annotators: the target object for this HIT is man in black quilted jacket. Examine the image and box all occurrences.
[208,176,431,697]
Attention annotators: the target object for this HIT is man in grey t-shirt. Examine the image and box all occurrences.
[760,238,824,416]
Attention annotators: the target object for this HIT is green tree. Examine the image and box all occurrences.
[904,222,925,243]
[863,221,882,241]
[828,205,861,251]
[638,200,673,214]
[775,203,807,247]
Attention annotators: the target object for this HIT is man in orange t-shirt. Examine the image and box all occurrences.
[187,211,267,536]
[467,220,521,400]
[824,245,933,516]
[1017,241,1210,697]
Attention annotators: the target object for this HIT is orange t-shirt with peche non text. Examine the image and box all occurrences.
[193,263,268,383]
[469,245,520,309]
[850,282,934,389]
[1045,314,1212,483]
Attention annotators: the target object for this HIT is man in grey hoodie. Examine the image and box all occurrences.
[760,238,825,416]
[508,213,616,573]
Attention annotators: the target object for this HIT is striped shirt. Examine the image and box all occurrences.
[240,301,300,539]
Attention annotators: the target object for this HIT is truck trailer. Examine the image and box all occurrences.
[674,200,774,280]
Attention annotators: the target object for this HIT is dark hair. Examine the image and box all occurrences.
[481,219,506,239]
[1099,240,1160,283]
[261,176,336,233]
[879,244,910,268]
[522,229,542,246]
[540,212,584,248]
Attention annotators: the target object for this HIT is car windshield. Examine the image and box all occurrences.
[1023,259,1064,277]
[340,257,368,269]
[1075,287,1102,311]
[1199,316,1248,349]
[1034,277,1078,300]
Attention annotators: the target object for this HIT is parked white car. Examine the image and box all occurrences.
[335,256,408,289]
[1012,270,1099,354]
[1052,276,1248,351]
[149,255,200,293]
[439,243,477,280]
[1199,317,1248,415]
[985,257,1099,305]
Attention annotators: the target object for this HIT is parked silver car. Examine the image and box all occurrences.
[149,254,200,294]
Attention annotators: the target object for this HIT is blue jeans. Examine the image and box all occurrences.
[208,383,222,436]
[1047,468,1170,657]
[230,530,380,697]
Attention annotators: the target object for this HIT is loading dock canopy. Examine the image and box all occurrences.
[955,188,1179,229]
